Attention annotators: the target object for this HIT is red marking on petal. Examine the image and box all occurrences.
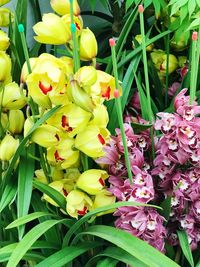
[77,206,87,216]
[98,134,105,145]
[75,22,81,31]
[180,66,188,78]
[63,188,68,196]
[101,86,111,100]
[160,64,164,71]
[39,81,53,95]
[109,38,116,47]
[61,115,73,132]
[54,150,64,161]
[55,134,60,141]
[99,177,105,186]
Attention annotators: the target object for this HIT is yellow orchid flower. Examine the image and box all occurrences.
[31,124,60,148]
[79,28,98,61]
[0,8,13,27]
[66,189,93,218]
[46,103,91,137]
[0,82,26,110]
[0,29,9,50]
[47,133,80,169]
[75,125,110,158]
[91,189,116,216]
[50,0,80,16]
[0,51,11,84]
[8,110,25,135]
[0,0,10,6]
[90,70,122,103]
[74,66,97,89]
[76,169,108,195]
[89,104,109,128]
[33,13,71,45]
[20,57,38,83]
[62,14,83,38]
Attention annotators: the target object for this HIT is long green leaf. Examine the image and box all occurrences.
[7,219,66,267]
[85,246,148,267]
[36,242,102,267]
[96,258,118,267]
[17,143,35,239]
[177,230,194,267]
[6,212,56,229]
[33,180,66,211]
[62,201,161,246]
[0,177,17,212]
[73,225,180,267]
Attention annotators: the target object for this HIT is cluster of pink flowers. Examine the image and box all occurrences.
[153,89,200,250]
[97,121,167,252]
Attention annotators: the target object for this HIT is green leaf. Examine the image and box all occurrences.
[96,258,118,267]
[7,219,66,267]
[0,177,17,212]
[196,0,200,7]
[35,242,102,267]
[188,0,196,18]
[187,18,200,31]
[177,230,194,267]
[17,143,35,239]
[73,225,180,267]
[125,0,134,11]
[160,197,171,221]
[6,212,56,229]
[33,180,66,211]
[62,201,161,246]
[85,246,148,267]
[170,0,188,16]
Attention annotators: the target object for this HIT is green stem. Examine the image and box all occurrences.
[111,43,133,184]
[139,8,155,159]
[165,8,170,107]
[69,0,80,72]
[189,33,197,104]
[194,26,200,95]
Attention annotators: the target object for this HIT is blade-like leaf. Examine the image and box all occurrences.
[33,180,66,211]
[0,178,17,212]
[62,201,161,246]
[177,230,194,267]
[7,219,66,267]
[73,225,180,267]
[35,242,102,267]
[96,258,118,267]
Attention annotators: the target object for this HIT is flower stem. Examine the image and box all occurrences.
[138,5,155,159]
[190,31,198,104]
[69,0,80,72]
[110,39,133,184]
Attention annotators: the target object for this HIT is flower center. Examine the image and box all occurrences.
[54,150,64,161]
[98,177,105,186]
[77,206,87,216]
[61,115,73,132]
[101,86,111,100]
[39,81,53,95]
[98,134,105,145]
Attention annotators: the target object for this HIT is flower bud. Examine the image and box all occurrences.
[170,33,188,51]
[31,125,60,148]
[69,80,94,112]
[79,28,98,61]
[35,169,48,184]
[151,50,178,74]
[50,0,80,16]
[0,82,26,110]
[75,125,110,158]
[0,8,13,27]
[0,134,19,161]
[8,110,25,134]
[77,169,108,195]
[66,189,93,218]
[74,66,97,88]
[20,57,38,83]
[1,112,8,129]
[0,29,9,50]
[91,189,116,216]
[0,51,11,84]
[33,13,71,45]
[24,117,34,137]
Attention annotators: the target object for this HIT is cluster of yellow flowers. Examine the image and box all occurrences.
[18,0,118,218]
[0,0,26,164]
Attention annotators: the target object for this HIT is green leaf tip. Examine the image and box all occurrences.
[18,24,24,33]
